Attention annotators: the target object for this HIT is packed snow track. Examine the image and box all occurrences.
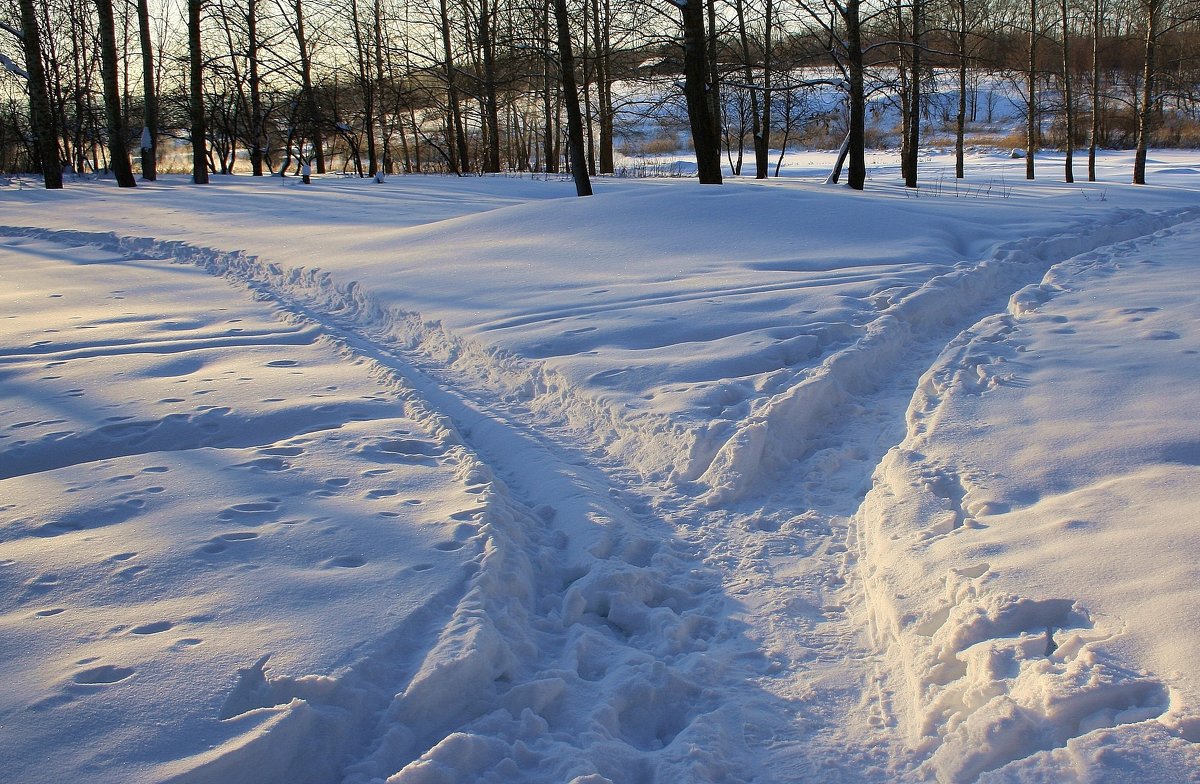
[2,163,1199,783]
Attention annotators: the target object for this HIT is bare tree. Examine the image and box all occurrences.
[190,0,210,183]
[553,0,592,194]
[136,0,157,180]
[1060,0,1075,182]
[797,0,867,189]
[95,0,136,186]
[954,0,968,177]
[1026,0,1038,179]
[440,0,469,173]
[1132,0,1157,184]
[1087,0,1102,181]
[17,0,63,187]
[247,0,265,175]
[672,0,722,183]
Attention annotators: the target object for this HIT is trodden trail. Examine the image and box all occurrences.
[4,205,1198,781]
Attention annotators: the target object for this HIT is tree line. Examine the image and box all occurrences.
[2,0,1198,193]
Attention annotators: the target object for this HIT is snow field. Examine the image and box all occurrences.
[0,236,495,782]
[857,218,1200,781]
[0,231,768,783]
[2,149,1200,781]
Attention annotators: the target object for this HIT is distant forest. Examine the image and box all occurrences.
[2,0,1198,189]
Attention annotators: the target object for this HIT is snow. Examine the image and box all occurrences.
[1,147,1199,783]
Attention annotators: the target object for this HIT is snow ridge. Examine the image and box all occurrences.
[0,225,765,783]
[856,216,1200,783]
[4,209,1197,510]
[694,206,1200,505]
[5,206,1198,783]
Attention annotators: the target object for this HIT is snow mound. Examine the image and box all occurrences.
[857,216,1200,781]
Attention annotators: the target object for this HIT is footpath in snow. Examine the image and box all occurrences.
[859,217,1200,782]
[1,151,1199,782]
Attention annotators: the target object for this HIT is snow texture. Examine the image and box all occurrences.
[1,148,1199,783]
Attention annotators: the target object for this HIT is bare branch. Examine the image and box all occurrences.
[0,52,29,80]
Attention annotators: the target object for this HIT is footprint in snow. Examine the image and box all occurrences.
[112,564,147,579]
[198,533,260,555]
[376,439,443,458]
[232,457,289,472]
[73,665,134,686]
[365,488,397,500]
[25,573,60,592]
[322,555,366,569]
[259,446,304,457]
[130,620,174,635]
[217,501,281,520]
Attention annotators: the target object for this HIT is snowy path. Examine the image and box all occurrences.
[1,228,780,783]
[0,235,492,783]
[643,207,1200,780]
[3,163,1200,782]
[858,217,1200,782]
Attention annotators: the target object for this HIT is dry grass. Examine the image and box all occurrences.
[619,131,690,156]
[959,130,1028,150]
[1153,115,1200,148]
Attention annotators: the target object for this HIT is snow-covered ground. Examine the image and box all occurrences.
[2,148,1198,783]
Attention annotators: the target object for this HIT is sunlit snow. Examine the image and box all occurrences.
[1,148,1198,783]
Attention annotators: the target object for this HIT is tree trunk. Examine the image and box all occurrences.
[955,0,966,178]
[755,0,774,179]
[553,0,591,195]
[903,0,922,188]
[896,0,911,183]
[479,0,501,171]
[541,0,557,172]
[597,0,614,174]
[681,0,722,184]
[581,0,596,175]
[440,0,469,174]
[706,0,722,156]
[350,0,376,177]
[189,0,209,183]
[1026,0,1037,180]
[292,0,324,173]
[1088,0,1101,181]
[248,0,264,176]
[844,0,866,190]
[95,0,136,186]
[136,0,157,180]
[18,0,62,188]
[826,131,850,183]
[1061,0,1074,183]
[373,0,391,175]
[1133,0,1156,185]
[734,0,761,178]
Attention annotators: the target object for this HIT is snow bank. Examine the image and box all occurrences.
[856,216,1200,781]
[697,206,1200,503]
[0,232,769,784]
[4,150,1200,782]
